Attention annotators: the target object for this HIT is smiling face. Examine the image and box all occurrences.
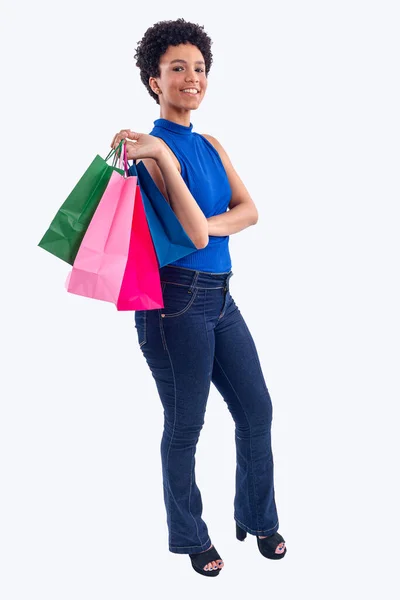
[149,43,208,123]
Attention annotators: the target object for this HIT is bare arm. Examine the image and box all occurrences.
[110,129,209,250]
[152,149,209,249]
[201,133,258,237]
[207,205,258,236]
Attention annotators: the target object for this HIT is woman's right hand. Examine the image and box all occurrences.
[110,129,164,162]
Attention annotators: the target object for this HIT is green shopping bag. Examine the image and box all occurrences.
[38,141,126,265]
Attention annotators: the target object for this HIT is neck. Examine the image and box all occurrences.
[159,108,191,128]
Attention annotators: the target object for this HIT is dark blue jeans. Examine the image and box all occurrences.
[134,265,280,554]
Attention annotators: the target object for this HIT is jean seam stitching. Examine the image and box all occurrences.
[162,286,199,318]
[188,446,203,547]
[161,265,231,275]
[159,283,167,350]
[234,516,279,534]
[163,337,178,529]
[163,334,203,549]
[186,275,205,547]
[204,288,211,374]
[160,280,224,289]
[139,311,147,347]
[161,281,191,288]
[170,537,211,549]
[214,355,260,530]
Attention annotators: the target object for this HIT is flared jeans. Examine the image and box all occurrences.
[134,265,280,554]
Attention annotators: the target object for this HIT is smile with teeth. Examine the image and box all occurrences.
[181,88,199,95]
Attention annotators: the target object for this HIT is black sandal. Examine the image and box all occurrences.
[236,523,287,559]
[189,544,223,576]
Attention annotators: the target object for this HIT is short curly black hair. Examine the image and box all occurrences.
[134,18,213,105]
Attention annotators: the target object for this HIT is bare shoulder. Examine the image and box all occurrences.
[200,133,232,169]
[200,133,258,218]
[200,133,221,152]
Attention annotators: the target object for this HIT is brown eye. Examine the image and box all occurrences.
[173,67,204,72]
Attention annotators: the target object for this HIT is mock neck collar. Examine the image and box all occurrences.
[153,118,193,135]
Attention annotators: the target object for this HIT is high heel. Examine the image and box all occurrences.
[188,544,223,577]
[236,523,287,559]
[236,522,247,541]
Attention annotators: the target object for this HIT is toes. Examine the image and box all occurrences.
[202,556,224,571]
[275,542,286,554]
[204,560,220,571]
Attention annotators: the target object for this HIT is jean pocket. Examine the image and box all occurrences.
[160,281,199,318]
[134,310,147,347]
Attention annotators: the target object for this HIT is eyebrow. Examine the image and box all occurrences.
[169,59,205,65]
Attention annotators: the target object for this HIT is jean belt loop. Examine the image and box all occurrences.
[189,271,199,294]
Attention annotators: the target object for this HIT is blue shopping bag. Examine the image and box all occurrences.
[128,161,197,267]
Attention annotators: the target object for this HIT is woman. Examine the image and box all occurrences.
[111,18,287,577]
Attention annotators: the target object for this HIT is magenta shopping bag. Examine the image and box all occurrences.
[65,143,163,310]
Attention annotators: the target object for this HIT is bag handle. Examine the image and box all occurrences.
[104,140,123,163]
[104,139,138,176]
[118,139,138,176]
[118,140,129,176]
[103,140,131,177]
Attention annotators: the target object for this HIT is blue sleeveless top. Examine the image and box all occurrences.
[141,118,232,273]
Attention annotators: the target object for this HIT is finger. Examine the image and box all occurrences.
[126,130,139,140]
[112,129,137,148]
[111,131,128,149]
[113,137,124,152]
[111,133,121,149]
[116,139,126,156]
[117,132,132,149]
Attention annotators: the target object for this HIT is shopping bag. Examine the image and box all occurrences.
[65,143,163,310]
[38,141,125,265]
[128,160,198,267]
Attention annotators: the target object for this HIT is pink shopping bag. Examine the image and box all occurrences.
[65,144,163,310]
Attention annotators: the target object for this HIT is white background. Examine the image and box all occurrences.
[1,0,399,597]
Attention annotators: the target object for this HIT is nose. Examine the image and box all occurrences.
[185,68,199,83]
